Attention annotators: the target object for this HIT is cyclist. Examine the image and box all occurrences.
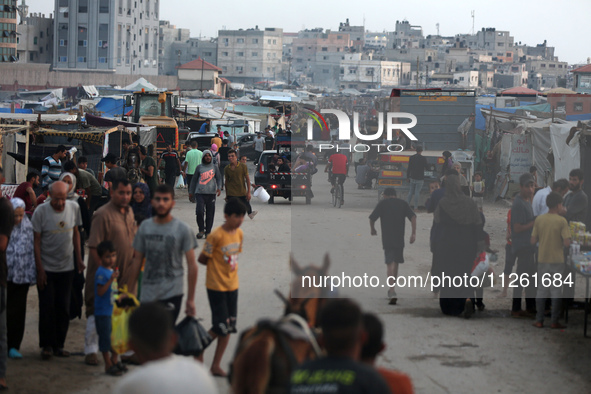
[326,151,349,205]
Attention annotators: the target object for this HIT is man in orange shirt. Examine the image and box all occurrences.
[361,313,414,394]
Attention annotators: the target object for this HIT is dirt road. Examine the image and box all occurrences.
[7,163,591,393]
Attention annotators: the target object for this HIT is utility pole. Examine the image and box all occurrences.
[471,10,475,35]
[416,57,419,88]
[200,56,204,92]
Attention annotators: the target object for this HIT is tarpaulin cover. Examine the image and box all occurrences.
[0,108,33,114]
[550,122,580,181]
[527,119,553,188]
[95,97,133,118]
[475,104,516,130]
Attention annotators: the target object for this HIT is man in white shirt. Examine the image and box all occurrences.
[113,303,218,394]
[532,178,569,216]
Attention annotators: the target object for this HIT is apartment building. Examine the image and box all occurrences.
[0,0,18,62]
[53,0,159,75]
[17,12,53,63]
[217,27,282,84]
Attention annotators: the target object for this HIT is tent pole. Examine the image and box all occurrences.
[24,121,30,172]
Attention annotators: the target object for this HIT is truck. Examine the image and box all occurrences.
[125,90,181,153]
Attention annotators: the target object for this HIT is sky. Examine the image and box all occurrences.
[25,0,591,64]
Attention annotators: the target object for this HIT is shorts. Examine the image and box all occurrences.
[385,248,404,264]
[473,196,483,210]
[157,294,183,325]
[329,173,346,185]
[207,289,238,337]
[95,315,112,353]
[503,243,516,276]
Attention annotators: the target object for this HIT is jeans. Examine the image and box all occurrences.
[220,162,229,188]
[6,282,29,350]
[512,247,537,312]
[196,194,217,234]
[536,263,563,324]
[38,271,74,350]
[406,179,424,209]
[186,173,194,191]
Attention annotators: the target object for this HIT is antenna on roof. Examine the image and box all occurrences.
[436,23,440,36]
[470,10,475,35]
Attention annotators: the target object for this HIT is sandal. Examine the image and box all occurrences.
[106,365,123,376]
[551,323,567,329]
[53,349,70,358]
[85,353,99,366]
[115,362,128,373]
[41,347,52,360]
[532,322,544,328]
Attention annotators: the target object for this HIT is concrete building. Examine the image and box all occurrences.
[158,37,217,76]
[340,57,411,89]
[391,20,423,49]
[453,70,479,88]
[338,18,363,52]
[1,0,18,62]
[217,27,283,85]
[494,72,528,89]
[546,93,591,115]
[158,20,189,75]
[478,69,494,89]
[53,0,160,75]
[292,28,350,77]
[365,32,390,49]
[177,57,226,95]
[17,12,53,64]
[525,59,568,90]
[571,64,591,94]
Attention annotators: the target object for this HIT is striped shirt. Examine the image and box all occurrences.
[41,156,62,187]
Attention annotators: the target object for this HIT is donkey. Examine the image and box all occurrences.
[229,254,331,394]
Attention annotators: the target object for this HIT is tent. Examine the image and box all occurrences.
[123,78,158,91]
[499,87,540,96]
[95,97,133,118]
[541,87,577,96]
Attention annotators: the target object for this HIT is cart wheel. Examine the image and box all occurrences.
[268,195,274,204]
[305,193,312,205]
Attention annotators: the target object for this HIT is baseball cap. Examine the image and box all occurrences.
[101,153,118,163]
[519,172,535,186]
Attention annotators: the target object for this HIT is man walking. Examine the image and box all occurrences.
[189,150,222,239]
[13,171,40,213]
[138,146,159,197]
[564,168,588,223]
[31,181,83,360]
[0,175,14,390]
[370,188,416,305]
[132,184,198,323]
[406,145,428,211]
[101,153,128,190]
[225,150,257,220]
[532,178,569,217]
[510,173,537,318]
[254,132,265,160]
[83,179,137,366]
[183,141,203,193]
[41,145,67,188]
[158,145,182,188]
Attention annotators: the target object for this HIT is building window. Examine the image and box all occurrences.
[99,0,109,13]
[60,39,67,46]
[252,52,258,56]
[297,47,303,51]
[29,52,34,61]
[251,67,257,71]
[203,52,212,56]
[237,38,244,43]
[323,69,329,74]
[267,39,271,44]
[222,51,228,56]
[59,56,67,63]
[252,38,258,44]
[237,52,244,56]
[79,40,87,47]
[574,103,583,112]
[321,47,328,52]
[349,68,357,74]
[33,37,37,45]
[459,76,465,81]
[99,57,107,63]
[273,39,276,44]
[77,56,86,63]
[549,64,556,68]
[79,0,88,13]
[236,66,243,72]
[541,64,546,68]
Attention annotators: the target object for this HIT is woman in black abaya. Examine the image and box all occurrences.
[433,173,482,317]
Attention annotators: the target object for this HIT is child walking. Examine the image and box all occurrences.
[95,241,126,376]
[198,198,246,377]
[530,192,571,329]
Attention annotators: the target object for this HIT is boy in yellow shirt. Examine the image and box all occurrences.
[198,198,245,377]
[531,192,571,329]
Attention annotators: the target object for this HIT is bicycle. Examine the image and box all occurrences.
[331,174,345,208]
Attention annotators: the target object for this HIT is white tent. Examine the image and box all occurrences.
[123,78,158,91]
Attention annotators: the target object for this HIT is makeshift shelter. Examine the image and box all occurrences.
[94,97,133,118]
[541,87,577,96]
[499,86,540,97]
[123,78,158,92]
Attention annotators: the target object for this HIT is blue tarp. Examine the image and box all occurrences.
[475,104,517,130]
[95,97,133,118]
[566,113,591,121]
[0,108,33,114]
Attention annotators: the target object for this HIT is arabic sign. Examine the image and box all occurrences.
[509,134,533,182]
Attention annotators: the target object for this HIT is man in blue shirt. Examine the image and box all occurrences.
[198,119,211,134]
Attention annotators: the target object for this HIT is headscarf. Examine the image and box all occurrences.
[435,174,482,226]
[211,144,218,152]
[10,197,25,210]
[59,172,79,200]
[131,182,152,224]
